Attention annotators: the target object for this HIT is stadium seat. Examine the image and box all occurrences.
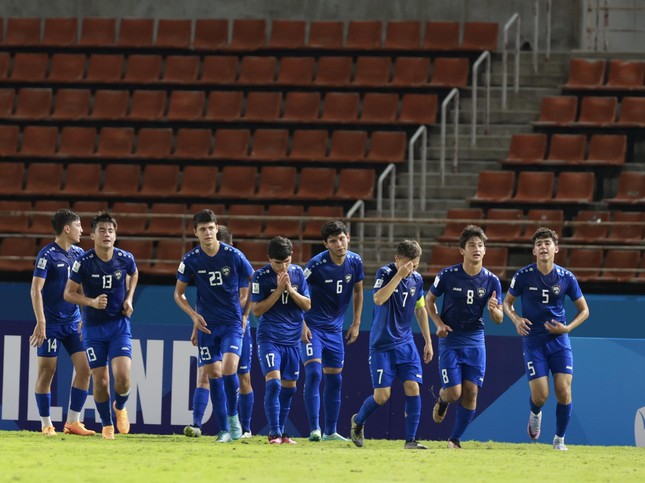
[576,96,617,125]
[429,58,469,88]
[484,208,523,242]
[163,56,200,84]
[86,54,124,82]
[308,21,344,48]
[606,60,645,89]
[470,171,515,203]
[101,164,141,196]
[568,248,603,282]
[292,243,312,265]
[295,167,336,200]
[606,172,645,204]
[535,96,578,125]
[52,89,91,120]
[227,204,264,237]
[146,203,187,235]
[174,128,212,159]
[124,55,162,83]
[399,94,438,125]
[367,131,407,163]
[218,166,257,198]
[79,18,116,46]
[283,91,321,121]
[166,91,206,120]
[437,208,484,242]
[49,54,86,82]
[90,90,129,120]
[345,20,382,49]
[553,172,595,203]
[289,130,328,161]
[617,97,645,126]
[460,22,499,51]
[96,127,134,157]
[314,57,353,86]
[14,88,52,119]
[229,19,266,50]
[569,210,611,243]
[129,90,167,120]
[424,21,460,51]
[64,164,101,196]
[111,202,147,234]
[302,206,344,239]
[239,56,276,84]
[249,129,289,161]
[139,165,180,197]
[562,58,606,89]
[150,239,186,275]
[117,18,154,47]
[0,126,19,156]
[58,126,96,156]
[0,162,25,194]
[193,19,228,50]
[336,168,375,199]
[0,200,32,233]
[23,163,63,195]
[135,128,173,158]
[269,20,306,48]
[177,166,218,197]
[322,92,359,123]
[360,93,398,124]
[484,247,508,279]
[263,205,304,238]
[0,53,9,80]
[28,200,71,235]
[213,129,250,160]
[155,19,192,48]
[586,134,626,166]
[503,133,548,165]
[428,245,463,275]
[234,240,267,268]
[524,209,564,240]
[512,171,554,203]
[391,57,430,86]
[115,239,154,271]
[256,166,297,199]
[244,91,281,120]
[10,53,48,82]
[328,130,367,162]
[608,211,645,242]
[205,91,244,121]
[200,56,238,84]
[353,57,391,86]
[5,18,41,46]
[546,134,586,165]
[384,20,421,49]
[0,237,37,272]
[42,18,78,46]
[277,57,315,85]
[0,89,12,118]
[600,250,640,281]
[20,126,58,156]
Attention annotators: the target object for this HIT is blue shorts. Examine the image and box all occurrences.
[522,336,573,381]
[438,346,486,388]
[237,324,253,375]
[197,323,243,367]
[82,317,132,369]
[257,342,300,381]
[369,340,423,388]
[299,327,345,368]
[37,321,84,358]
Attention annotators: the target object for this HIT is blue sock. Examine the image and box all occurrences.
[114,390,129,410]
[69,387,88,413]
[239,391,254,432]
[192,387,209,427]
[209,378,228,432]
[356,395,382,425]
[264,379,281,436]
[450,404,476,441]
[96,400,113,426]
[323,372,342,435]
[404,395,422,441]
[223,374,240,417]
[529,395,542,415]
[555,402,572,438]
[304,362,322,431]
[35,393,51,417]
[279,386,297,434]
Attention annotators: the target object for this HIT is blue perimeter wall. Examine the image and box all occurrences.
[1,282,644,446]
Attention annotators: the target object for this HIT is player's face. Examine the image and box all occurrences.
[91,222,116,249]
[460,236,486,264]
[532,237,559,262]
[270,256,291,274]
[66,220,83,244]
[324,232,349,258]
[194,222,218,246]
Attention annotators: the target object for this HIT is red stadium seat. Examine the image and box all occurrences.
[256,166,297,199]
[218,166,257,198]
[269,20,306,48]
[600,250,640,281]
[461,22,499,51]
[49,54,86,82]
[163,56,200,84]
[227,204,263,237]
[42,18,78,46]
[366,131,407,163]
[86,54,124,82]
[336,168,375,200]
[101,164,141,197]
[28,201,70,235]
[437,208,484,242]
[129,90,167,121]
[617,97,645,126]
[166,91,206,121]
[111,202,147,234]
[0,126,20,156]
[484,247,508,279]
[308,21,344,48]
[353,57,391,86]
[569,210,610,243]
[205,91,243,121]
[23,163,63,195]
[328,130,367,162]
[470,171,515,203]
[116,239,154,271]
[361,93,398,124]
[239,56,276,84]
[295,168,336,200]
[0,200,32,233]
[230,19,266,50]
[606,60,645,89]
[568,248,603,282]
[283,92,320,121]
[586,134,626,166]
[139,165,180,197]
[423,21,459,51]
[10,53,48,82]
[608,211,645,242]
[289,130,328,161]
[384,21,421,49]
[428,245,463,275]
[562,58,606,89]
[576,96,617,125]
[0,162,25,194]
[429,58,469,88]
[5,18,41,46]
[174,129,212,159]
[213,129,250,160]
[546,134,586,165]
[193,19,228,50]
[244,92,281,121]
[399,94,437,125]
[321,92,359,123]
[90,90,129,120]
[58,126,96,157]
[80,18,116,46]
[178,166,217,197]
[314,57,353,86]
[155,19,191,48]
[52,89,91,120]
[135,128,173,158]
[250,129,289,162]
[117,18,154,47]
[20,126,58,156]
[303,206,344,239]
[277,57,315,85]
[150,240,186,276]
[485,208,523,242]
[536,96,578,125]
[64,164,101,196]
[201,56,238,84]
[503,133,548,165]
[553,172,595,203]
[146,203,187,235]
[391,57,430,86]
[606,172,645,204]
[14,88,52,120]
[512,171,554,203]
[524,209,564,240]
[263,205,304,238]
[345,21,382,49]
[96,127,134,157]
[124,55,162,83]
[0,237,37,272]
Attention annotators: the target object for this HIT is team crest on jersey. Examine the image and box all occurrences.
[552,285,561,295]
[37,257,47,269]
[344,273,352,283]
[477,287,486,298]
[114,270,123,281]
[221,266,231,277]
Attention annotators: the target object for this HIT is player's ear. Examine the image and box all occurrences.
[554,245,559,254]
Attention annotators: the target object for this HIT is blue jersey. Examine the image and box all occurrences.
[252,264,310,346]
[69,248,137,326]
[33,242,84,326]
[508,262,583,341]
[177,243,253,326]
[429,264,502,348]
[303,250,364,332]
[370,263,425,351]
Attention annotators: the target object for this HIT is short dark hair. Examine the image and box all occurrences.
[532,227,559,246]
[396,240,422,260]
[90,212,117,232]
[193,209,217,229]
[267,236,293,260]
[217,225,232,244]
[459,225,487,248]
[321,220,348,241]
[51,209,80,235]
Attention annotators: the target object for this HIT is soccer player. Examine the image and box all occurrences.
[426,225,503,449]
[301,220,364,442]
[183,225,255,439]
[503,227,590,451]
[174,211,254,442]
[29,209,95,437]
[64,212,138,440]
[252,236,311,444]
[350,240,433,450]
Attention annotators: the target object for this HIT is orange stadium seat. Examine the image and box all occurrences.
[178,166,218,197]
[257,166,297,199]
[367,131,407,163]
[569,210,611,243]
[608,211,645,242]
[218,166,257,198]
[14,88,52,119]
[123,55,162,83]
[155,19,192,48]
[135,128,173,158]
[336,168,375,199]
[0,162,25,194]
[568,248,603,282]
[58,126,96,156]
[0,53,9,79]
[345,21,382,49]
[503,133,548,165]
[484,247,508,279]
[360,93,398,123]
[269,20,306,48]
[322,92,359,122]
[512,171,554,203]
[617,97,645,126]
[5,18,41,46]
[96,127,134,157]
[234,240,267,268]
[205,91,243,121]
[470,171,515,203]
[606,60,645,89]
[428,245,463,275]
[163,56,200,84]
[524,209,564,240]
[91,90,129,120]
[101,164,140,196]
[295,167,336,200]
[0,200,32,233]
[227,204,264,237]
[244,91,281,120]
[174,128,212,159]
[146,203,187,235]
[277,57,315,85]
[129,90,167,120]
[302,206,344,239]
[115,239,154,270]
[429,58,469,88]
[23,163,63,195]
[536,96,578,125]
[354,57,391,86]
[201,56,238,84]
[64,164,101,196]
[111,202,148,234]
[586,134,626,166]
[546,134,586,165]
[193,19,228,50]
[79,18,116,46]
[213,129,250,160]
[289,130,328,161]
[10,53,48,82]
[42,18,78,46]
[86,54,124,82]
[283,91,320,121]
[308,21,344,48]
[328,130,367,162]
[399,93,437,124]
[263,205,304,238]
[437,208,484,242]
[139,165,180,197]
[0,237,37,272]
[28,201,70,235]
[606,172,645,204]
[166,91,206,120]
[229,19,266,50]
[249,129,289,161]
[49,54,86,82]
[461,22,498,51]
[20,126,58,156]
[315,57,353,86]
[554,172,595,203]
[117,18,154,47]
[562,58,606,89]
[0,126,19,156]
[424,21,459,51]
[0,89,13,117]
[239,56,276,84]
[391,57,430,86]
[576,96,617,125]
[600,249,640,281]
[385,21,421,50]
[485,208,523,242]
[52,89,91,120]
[150,239,186,275]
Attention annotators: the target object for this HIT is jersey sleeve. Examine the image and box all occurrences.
[33,249,50,279]
[250,271,266,302]
[69,258,83,284]
[127,252,137,275]
[493,275,503,303]
[565,272,583,302]
[429,269,446,297]
[373,266,389,293]
[297,268,310,298]
[176,256,193,283]
[508,270,523,297]
[237,252,254,288]
[354,256,365,283]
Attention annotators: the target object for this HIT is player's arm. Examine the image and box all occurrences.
[415,298,433,363]
[122,269,138,317]
[63,279,107,309]
[345,280,364,344]
[240,285,251,332]
[425,292,452,338]
[29,276,47,347]
[546,296,590,335]
[502,292,531,336]
[174,279,211,335]
[373,262,412,306]
[285,279,311,311]
[251,285,283,317]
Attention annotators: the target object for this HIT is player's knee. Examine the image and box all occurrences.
[554,386,571,404]
[305,362,322,384]
[239,375,252,393]
[442,386,461,403]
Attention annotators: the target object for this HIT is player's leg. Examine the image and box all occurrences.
[35,354,57,435]
[397,342,427,450]
[321,331,346,440]
[109,319,133,435]
[433,347,462,424]
[524,340,550,440]
[64,350,95,436]
[278,346,300,444]
[203,357,230,442]
[258,342,283,443]
[300,329,323,440]
[185,364,209,437]
[222,350,242,440]
[551,346,574,450]
[84,328,114,439]
[237,325,254,438]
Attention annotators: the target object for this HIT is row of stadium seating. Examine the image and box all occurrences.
[0,18,498,52]
[0,53,469,89]
[562,58,645,92]
[0,90,438,125]
[535,96,645,127]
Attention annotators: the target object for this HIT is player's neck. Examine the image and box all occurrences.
[201,241,220,256]
[94,245,114,262]
[462,260,482,276]
[328,251,345,266]
[54,236,72,252]
[536,259,554,275]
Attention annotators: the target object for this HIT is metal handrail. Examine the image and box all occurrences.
[440,88,459,186]
[346,199,365,255]
[533,0,552,72]
[407,126,427,218]
[471,50,491,146]
[502,13,521,110]
[376,163,396,262]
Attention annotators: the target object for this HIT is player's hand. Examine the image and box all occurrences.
[122,299,134,317]
[301,322,312,343]
[29,322,46,348]
[514,317,532,336]
[488,291,500,312]
[190,326,198,346]
[345,324,359,344]
[91,294,108,310]
[423,342,434,363]
[396,261,414,279]
[544,319,569,335]
[192,313,211,335]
